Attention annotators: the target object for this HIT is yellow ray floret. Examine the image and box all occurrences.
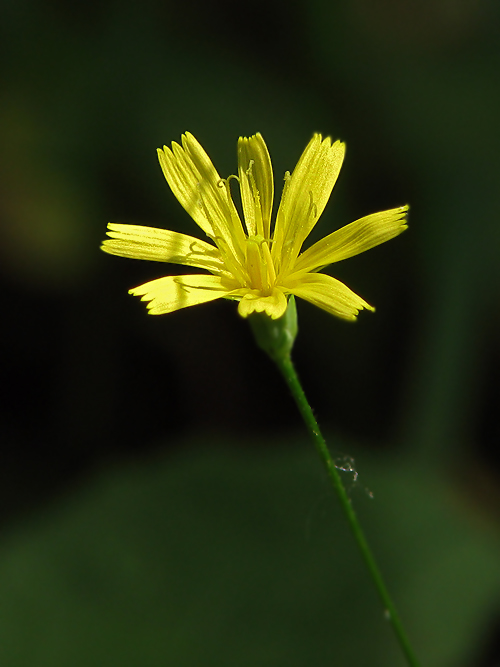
[101,132,408,320]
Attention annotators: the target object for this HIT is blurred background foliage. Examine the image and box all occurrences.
[1,0,500,665]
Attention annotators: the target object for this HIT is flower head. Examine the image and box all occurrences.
[102,132,408,321]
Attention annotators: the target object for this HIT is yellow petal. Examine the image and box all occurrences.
[158,133,246,263]
[273,134,345,270]
[157,141,214,237]
[102,223,226,273]
[129,274,239,315]
[237,133,274,239]
[181,133,247,261]
[292,205,409,274]
[237,288,288,320]
[284,272,374,321]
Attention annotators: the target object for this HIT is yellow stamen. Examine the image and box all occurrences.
[261,239,276,285]
[246,236,265,291]
[245,235,276,295]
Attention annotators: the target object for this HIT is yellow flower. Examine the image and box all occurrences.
[101,132,408,321]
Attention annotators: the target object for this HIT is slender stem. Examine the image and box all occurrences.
[275,353,420,667]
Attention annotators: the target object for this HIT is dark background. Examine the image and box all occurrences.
[1,0,500,665]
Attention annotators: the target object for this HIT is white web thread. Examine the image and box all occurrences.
[334,455,374,499]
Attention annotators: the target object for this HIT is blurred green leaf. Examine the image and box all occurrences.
[0,438,497,666]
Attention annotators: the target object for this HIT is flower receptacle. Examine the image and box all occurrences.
[248,295,298,362]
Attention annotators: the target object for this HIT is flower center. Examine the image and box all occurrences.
[245,235,276,295]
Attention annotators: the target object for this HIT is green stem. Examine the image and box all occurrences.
[275,353,420,667]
